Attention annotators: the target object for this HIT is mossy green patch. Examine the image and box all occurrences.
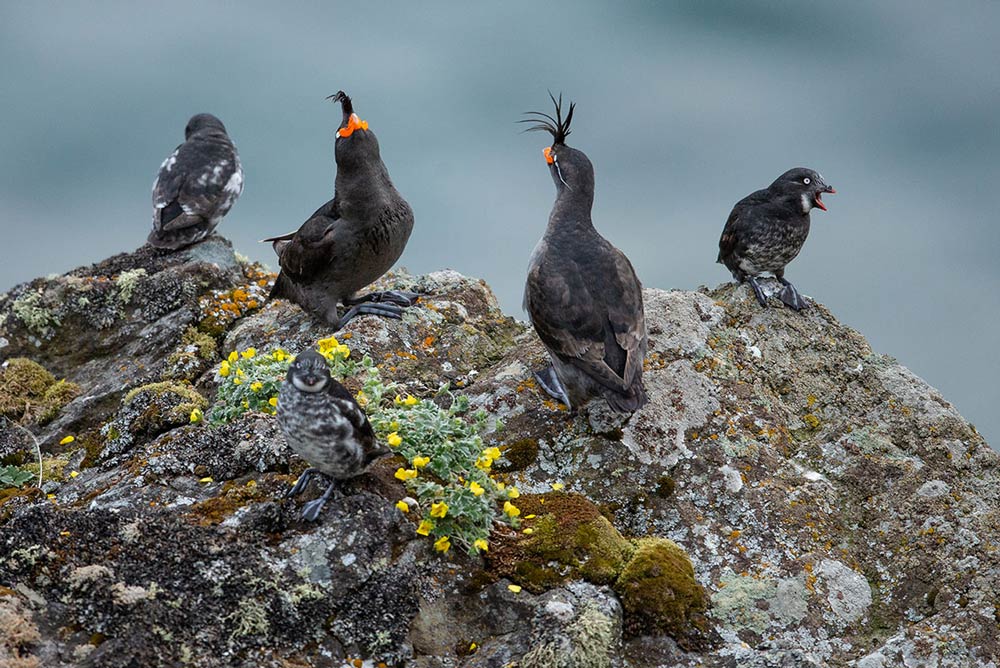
[123,381,207,432]
[188,481,268,526]
[613,538,709,643]
[496,438,539,471]
[0,358,79,424]
[488,493,634,593]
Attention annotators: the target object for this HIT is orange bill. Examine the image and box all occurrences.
[337,113,370,138]
[543,146,554,164]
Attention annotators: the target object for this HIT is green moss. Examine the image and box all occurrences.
[488,493,634,593]
[188,481,267,525]
[22,457,70,483]
[496,438,539,471]
[613,538,709,642]
[0,358,79,424]
[655,475,676,498]
[124,381,207,428]
[114,268,147,304]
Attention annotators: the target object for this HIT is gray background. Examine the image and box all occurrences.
[1,2,997,446]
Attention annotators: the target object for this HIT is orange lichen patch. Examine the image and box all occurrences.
[337,113,369,138]
[422,335,436,348]
[198,278,270,336]
[543,146,554,164]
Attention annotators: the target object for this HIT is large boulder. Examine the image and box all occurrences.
[0,239,996,667]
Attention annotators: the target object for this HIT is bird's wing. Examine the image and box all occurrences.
[525,245,641,394]
[152,138,241,231]
[717,189,768,264]
[326,381,380,456]
[274,199,340,282]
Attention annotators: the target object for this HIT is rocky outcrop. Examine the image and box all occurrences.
[0,237,997,667]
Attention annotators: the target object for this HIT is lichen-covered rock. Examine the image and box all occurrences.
[0,243,997,668]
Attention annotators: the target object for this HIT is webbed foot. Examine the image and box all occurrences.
[747,277,769,307]
[533,366,572,409]
[286,468,320,499]
[299,478,339,522]
[345,290,422,307]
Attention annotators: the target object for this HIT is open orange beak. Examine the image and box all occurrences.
[337,113,369,138]
[543,146,554,165]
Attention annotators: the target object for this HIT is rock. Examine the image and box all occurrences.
[0,245,997,667]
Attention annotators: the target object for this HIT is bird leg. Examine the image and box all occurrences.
[337,302,404,329]
[533,366,572,410]
[300,477,340,522]
[776,277,808,311]
[285,467,321,498]
[344,290,422,307]
[746,276,769,307]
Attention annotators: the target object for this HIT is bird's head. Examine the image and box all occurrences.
[327,91,380,166]
[286,349,331,393]
[521,93,594,196]
[185,113,228,140]
[771,168,836,214]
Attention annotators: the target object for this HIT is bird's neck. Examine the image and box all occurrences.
[547,189,595,234]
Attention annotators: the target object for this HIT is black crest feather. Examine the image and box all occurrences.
[519,92,575,145]
[326,90,353,115]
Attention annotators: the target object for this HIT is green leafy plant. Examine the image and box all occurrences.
[207,335,521,555]
[0,464,34,489]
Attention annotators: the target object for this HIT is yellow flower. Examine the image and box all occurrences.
[336,344,351,358]
[404,395,418,406]
[355,391,368,407]
[236,368,246,377]
[507,486,520,499]
[245,480,257,487]
[434,535,451,553]
[412,456,430,469]
[393,395,403,406]
[389,421,399,431]
[316,336,340,359]
[395,500,410,513]
[507,584,522,594]
[469,641,479,652]
[503,501,521,517]
[496,482,506,491]
[241,347,256,359]
[272,348,288,362]
[218,360,231,377]
[474,456,492,471]
[525,514,536,519]
[250,381,263,392]
[189,408,203,423]
[387,432,402,447]
[484,446,501,461]
[269,397,278,407]
[523,528,534,535]
[430,502,449,518]
[551,482,565,491]
[228,351,238,363]
[69,470,79,478]
[199,476,214,483]
[394,468,418,481]
[469,481,485,496]
[233,378,242,386]
[416,520,433,536]
[59,435,75,445]
[473,539,489,552]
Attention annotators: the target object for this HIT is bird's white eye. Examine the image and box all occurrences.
[803,177,811,185]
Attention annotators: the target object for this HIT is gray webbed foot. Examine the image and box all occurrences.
[299,478,339,522]
[339,302,404,329]
[346,290,421,307]
[285,467,320,499]
[778,283,809,311]
[747,277,769,307]
[534,366,572,409]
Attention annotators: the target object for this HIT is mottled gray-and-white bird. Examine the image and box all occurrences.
[521,94,648,413]
[148,113,243,250]
[264,92,417,330]
[277,349,388,521]
[717,167,835,311]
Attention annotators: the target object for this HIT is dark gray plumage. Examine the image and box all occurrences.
[718,167,835,310]
[264,92,417,330]
[149,113,243,250]
[521,95,648,413]
[277,349,387,521]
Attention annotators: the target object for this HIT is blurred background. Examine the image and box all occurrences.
[1,2,997,446]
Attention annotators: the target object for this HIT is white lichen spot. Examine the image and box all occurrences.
[720,465,743,493]
[916,479,950,498]
[816,559,872,623]
[340,553,357,567]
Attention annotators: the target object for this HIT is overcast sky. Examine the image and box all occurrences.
[1,2,997,446]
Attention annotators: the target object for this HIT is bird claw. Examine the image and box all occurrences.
[339,302,404,328]
[747,277,769,307]
[347,290,422,307]
[297,476,339,522]
[779,284,808,311]
[285,468,319,498]
[533,366,572,409]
